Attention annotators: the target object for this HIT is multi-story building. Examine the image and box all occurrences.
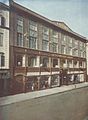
[0,3,10,96]
[0,0,88,95]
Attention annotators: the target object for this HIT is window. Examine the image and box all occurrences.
[43,26,49,35]
[73,60,78,68]
[0,16,5,26]
[40,57,49,67]
[17,16,23,46]
[42,26,49,51]
[73,49,78,56]
[68,37,73,47]
[50,30,58,52]
[16,55,23,66]
[28,56,37,67]
[67,47,72,55]
[29,36,37,49]
[51,75,60,87]
[0,53,5,67]
[79,61,83,68]
[67,60,73,68]
[61,45,66,54]
[53,59,58,67]
[29,20,37,49]
[17,17,23,33]
[60,59,67,68]
[29,20,37,31]
[61,34,67,45]
[0,33,3,46]
[42,40,49,51]
[73,39,78,49]
[17,33,23,46]
[40,76,49,89]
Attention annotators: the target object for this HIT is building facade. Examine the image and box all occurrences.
[0,0,88,95]
[0,3,10,96]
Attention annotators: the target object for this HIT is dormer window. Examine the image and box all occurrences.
[0,16,5,27]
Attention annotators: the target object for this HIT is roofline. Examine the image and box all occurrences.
[10,1,88,42]
[0,2,9,10]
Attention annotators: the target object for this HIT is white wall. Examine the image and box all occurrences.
[0,9,9,69]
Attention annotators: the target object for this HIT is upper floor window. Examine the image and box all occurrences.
[61,45,66,54]
[42,26,49,51]
[50,30,58,53]
[0,53,5,67]
[29,20,37,31]
[17,16,23,46]
[61,34,67,45]
[0,33,3,46]
[68,37,73,47]
[73,39,78,49]
[17,16,23,33]
[79,41,86,51]
[29,20,37,49]
[29,36,37,49]
[0,16,5,27]
[43,26,49,35]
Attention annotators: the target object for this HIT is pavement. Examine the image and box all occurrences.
[0,82,88,106]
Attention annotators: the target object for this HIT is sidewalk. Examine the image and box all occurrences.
[0,82,88,106]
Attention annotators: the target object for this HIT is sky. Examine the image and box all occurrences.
[0,0,88,38]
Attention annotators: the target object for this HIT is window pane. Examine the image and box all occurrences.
[42,40,49,51]
[0,33,3,46]
[17,16,23,33]
[29,36,36,49]
[17,33,23,46]
[1,54,5,67]
[28,56,37,67]
[1,16,5,26]
[16,55,22,66]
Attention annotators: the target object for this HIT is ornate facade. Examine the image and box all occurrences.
[0,0,88,95]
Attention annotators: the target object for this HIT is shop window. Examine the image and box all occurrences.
[40,76,49,89]
[16,55,22,66]
[26,76,38,91]
[51,75,60,87]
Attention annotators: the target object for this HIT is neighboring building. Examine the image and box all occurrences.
[0,3,10,96]
[0,0,88,95]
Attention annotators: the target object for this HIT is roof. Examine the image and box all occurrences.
[9,0,88,42]
[0,2,9,10]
